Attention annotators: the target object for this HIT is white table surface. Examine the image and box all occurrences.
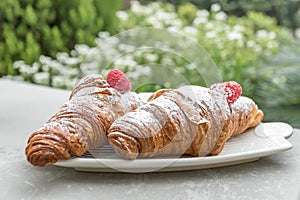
[1,79,300,200]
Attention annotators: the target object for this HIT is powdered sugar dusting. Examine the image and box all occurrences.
[108,84,262,159]
[177,85,233,156]
[231,96,254,115]
[178,85,230,120]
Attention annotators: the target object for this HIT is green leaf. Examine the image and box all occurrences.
[24,5,38,26]
[21,32,41,63]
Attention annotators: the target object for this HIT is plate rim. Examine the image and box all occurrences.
[54,122,293,172]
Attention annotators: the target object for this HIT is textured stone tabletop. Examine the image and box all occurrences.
[1,79,299,200]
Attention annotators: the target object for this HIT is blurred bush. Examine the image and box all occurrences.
[118,1,295,96]
[0,0,122,77]
[11,1,293,92]
[8,1,300,127]
[252,45,300,126]
[144,0,300,31]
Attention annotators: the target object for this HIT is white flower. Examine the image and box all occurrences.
[9,75,24,81]
[80,63,99,75]
[161,56,175,66]
[205,31,217,39]
[67,57,81,66]
[171,19,182,27]
[267,41,278,49]
[182,26,198,37]
[256,30,268,38]
[41,63,50,72]
[61,66,78,77]
[39,55,52,65]
[215,11,227,21]
[52,76,64,87]
[33,72,50,85]
[227,31,243,40]
[97,32,110,40]
[196,10,209,18]
[149,2,162,11]
[73,44,90,56]
[118,44,136,52]
[158,11,176,23]
[140,6,153,16]
[13,60,24,70]
[56,52,69,63]
[233,25,245,32]
[246,40,256,48]
[32,62,40,72]
[50,62,64,74]
[127,66,152,80]
[147,16,163,28]
[144,53,158,62]
[130,1,153,16]
[211,4,221,12]
[167,26,180,33]
[193,16,208,26]
[16,62,39,76]
[114,56,137,68]
[116,11,129,21]
[130,1,143,14]
[268,31,277,39]
[204,22,214,30]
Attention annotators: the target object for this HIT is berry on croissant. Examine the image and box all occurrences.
[107,69,131,93]
[25,73,144,167]
[107,84,263,159]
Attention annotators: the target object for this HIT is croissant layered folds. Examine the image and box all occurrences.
[107,85,264,159]
[26,71,264,167]
[25,74,146,167]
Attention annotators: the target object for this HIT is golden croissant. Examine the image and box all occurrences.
[107,84,264,159]
[25,74,146,167]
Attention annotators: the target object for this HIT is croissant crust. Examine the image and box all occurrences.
[108,86,264,159]
[25,74,145,166]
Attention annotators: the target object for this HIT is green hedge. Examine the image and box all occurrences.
[13,1,292,92]
[0,0,122,76]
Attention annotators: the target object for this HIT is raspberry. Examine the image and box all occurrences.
[106,69,131,93]
[210,81,242,106]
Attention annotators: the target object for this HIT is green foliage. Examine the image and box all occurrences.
[178,3,197,24]
[251,45,300,128]
[218,0,300,30]
[12,1,292,93]
[146,0,300,30]
[118,1,293,97]
[8,1,300,127]
[0,0,122,77]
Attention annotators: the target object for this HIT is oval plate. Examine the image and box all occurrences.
[54,122,293,173]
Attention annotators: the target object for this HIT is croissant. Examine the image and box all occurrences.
[25,74,146,167]
[107,84,264,159]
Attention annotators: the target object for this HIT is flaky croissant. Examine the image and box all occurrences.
[107,85,264,159]
[25,74,146,167]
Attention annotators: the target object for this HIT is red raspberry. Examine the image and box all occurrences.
[210,81,242,106]
[106,69,131,93]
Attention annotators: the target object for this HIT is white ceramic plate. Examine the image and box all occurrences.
[54,122,293,173]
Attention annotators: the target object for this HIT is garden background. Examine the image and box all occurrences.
[1,0,300,128]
